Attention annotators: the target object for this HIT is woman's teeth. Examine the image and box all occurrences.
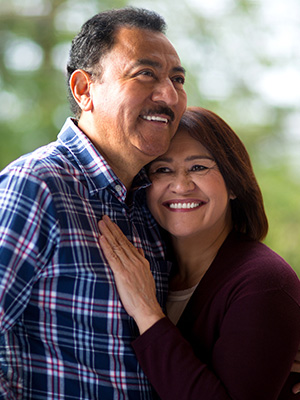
[169,202,201,209]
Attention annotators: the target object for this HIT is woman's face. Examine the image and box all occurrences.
[147,129,234,239]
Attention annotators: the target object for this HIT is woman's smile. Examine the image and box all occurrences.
[162,199,206,211]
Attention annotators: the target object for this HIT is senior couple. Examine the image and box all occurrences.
[0,7,299,400]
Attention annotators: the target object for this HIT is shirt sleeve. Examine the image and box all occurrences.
[132,289,300,400]
[0,166,58,398]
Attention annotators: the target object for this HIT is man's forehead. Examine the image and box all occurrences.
[114,26,175,54]
[111,27,184,71]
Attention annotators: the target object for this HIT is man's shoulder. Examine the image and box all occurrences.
[2,140,76,180]
[0,139,88,209]
[1,118,87,175]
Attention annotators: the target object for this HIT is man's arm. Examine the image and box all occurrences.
[0,167,58,398]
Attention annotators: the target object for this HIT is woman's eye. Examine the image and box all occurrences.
[190,165,208,172]
[152,167,171,174]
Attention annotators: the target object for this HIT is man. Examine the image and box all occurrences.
[0,8,187,399]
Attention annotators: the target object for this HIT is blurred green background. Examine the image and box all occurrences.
[0,0,299,276]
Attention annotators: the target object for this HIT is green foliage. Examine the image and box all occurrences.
[258,165,300,276]
[0,0,128,165]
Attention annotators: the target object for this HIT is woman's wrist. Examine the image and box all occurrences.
[135,310,166,335]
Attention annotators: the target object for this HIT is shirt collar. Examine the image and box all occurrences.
[57,118,151,200]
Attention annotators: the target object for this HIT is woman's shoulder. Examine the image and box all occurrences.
[222,231,292,270]
[214,231,300,303]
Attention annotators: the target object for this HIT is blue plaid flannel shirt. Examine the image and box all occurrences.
[0,118,170,399]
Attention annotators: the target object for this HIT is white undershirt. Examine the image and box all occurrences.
[166,284,198,325]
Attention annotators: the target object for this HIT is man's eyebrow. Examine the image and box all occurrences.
[173,65,186,75]
[130,59,186,75]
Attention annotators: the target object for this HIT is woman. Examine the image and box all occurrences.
[98,107,300,399]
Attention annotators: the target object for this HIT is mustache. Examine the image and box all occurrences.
[143,107,175,122]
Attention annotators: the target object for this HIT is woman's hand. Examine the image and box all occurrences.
[98,215,165,334]
[291,346,300,394]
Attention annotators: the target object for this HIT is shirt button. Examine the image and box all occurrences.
[115,184,122,193]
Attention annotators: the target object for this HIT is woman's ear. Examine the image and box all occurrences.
[69,70,93,112]
[229,191,237,200]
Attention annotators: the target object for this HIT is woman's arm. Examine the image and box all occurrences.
[98,216,300,400]
[291,347,300,394]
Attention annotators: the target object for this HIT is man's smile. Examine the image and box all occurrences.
[140,115,169,124]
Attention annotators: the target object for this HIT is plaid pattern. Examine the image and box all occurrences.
[0,119,170,399]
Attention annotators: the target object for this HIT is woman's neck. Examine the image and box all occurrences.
[170,224,232,291]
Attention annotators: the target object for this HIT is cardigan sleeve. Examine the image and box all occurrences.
[133,317,231,399]
[132,288,300,400]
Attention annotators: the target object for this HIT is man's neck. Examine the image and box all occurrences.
[77,119,145,190]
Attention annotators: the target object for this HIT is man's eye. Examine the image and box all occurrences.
[138,70,155,78]
[172,76,185,85]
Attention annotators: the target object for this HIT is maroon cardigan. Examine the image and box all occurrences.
[132,232,300,400]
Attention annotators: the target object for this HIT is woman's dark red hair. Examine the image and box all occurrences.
[178,107,268,241]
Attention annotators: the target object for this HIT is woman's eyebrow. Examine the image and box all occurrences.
[150,157,173,164]
[185,155,215,162]
[150,155,214,165]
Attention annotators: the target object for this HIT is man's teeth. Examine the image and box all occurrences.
[142,115,168,123]
[169,202,201,209]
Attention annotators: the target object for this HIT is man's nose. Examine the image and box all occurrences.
[151,78,179,106]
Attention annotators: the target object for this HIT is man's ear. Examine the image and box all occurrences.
[69,70,93,112]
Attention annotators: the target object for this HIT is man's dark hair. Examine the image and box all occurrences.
[67,7,167,117]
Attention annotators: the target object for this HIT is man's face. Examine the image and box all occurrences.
[84,26,187,180]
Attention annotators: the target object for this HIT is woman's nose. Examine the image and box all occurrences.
[169,173,195,193]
